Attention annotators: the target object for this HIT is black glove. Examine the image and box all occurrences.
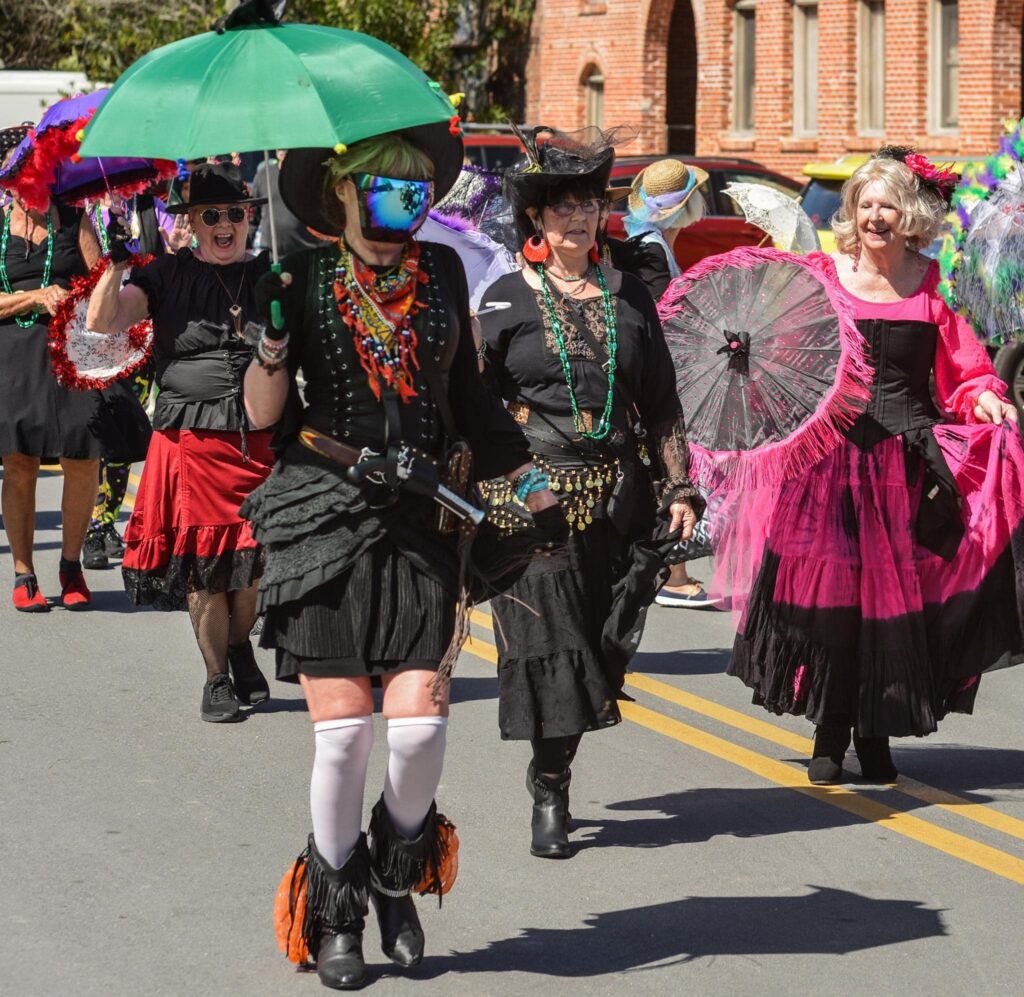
[254,268,297,340]
[105,214,133,264]
[531,503,570,549]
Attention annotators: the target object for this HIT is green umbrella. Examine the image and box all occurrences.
[78,0,463,323]
[78,14,459,163]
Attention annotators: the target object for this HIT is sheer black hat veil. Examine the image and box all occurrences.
[504,124,635,243]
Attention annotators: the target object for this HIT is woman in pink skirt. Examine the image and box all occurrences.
[714,148,1024,785]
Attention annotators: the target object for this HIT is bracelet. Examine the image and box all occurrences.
[513,468,550,503]
[475,342,487,362]
[256,331,288,371]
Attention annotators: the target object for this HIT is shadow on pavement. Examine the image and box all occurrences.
[449,675,498,704]
[570,787,865,850]
[413,887,945,976]
[628,648,732,677]
[892,743,1024,792]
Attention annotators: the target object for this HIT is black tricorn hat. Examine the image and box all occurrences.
[165,162,267,214]
[278,120,463,237]
[503,124,633,242]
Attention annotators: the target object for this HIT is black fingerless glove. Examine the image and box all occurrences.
[105,215,133,264]
[254,269,297,340]
[532,504,570,548]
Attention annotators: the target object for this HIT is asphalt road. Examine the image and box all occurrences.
[2,469,1023,996]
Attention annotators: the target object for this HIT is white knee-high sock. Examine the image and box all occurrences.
[382,716,448,838]
[310,717,374,868]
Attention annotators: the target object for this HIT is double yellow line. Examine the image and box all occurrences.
[465,609,1024,886]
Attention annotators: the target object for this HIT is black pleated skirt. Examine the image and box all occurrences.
[263,540,456,682]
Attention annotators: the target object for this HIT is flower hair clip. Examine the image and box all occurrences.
[877,145,957,203]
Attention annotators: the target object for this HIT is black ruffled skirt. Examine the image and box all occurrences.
[241,443,457,683]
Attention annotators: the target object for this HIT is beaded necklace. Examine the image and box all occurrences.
[333,240,427,403]
[537,263,618,440]
[1,207,55,329]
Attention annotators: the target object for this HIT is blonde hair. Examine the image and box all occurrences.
[831,157,947,254]
[324,132,433,200]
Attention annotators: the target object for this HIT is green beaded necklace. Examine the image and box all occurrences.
[537,263,618,440]
[92,205,110,253]
[1,207,55,329]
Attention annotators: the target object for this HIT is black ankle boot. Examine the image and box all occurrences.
[304,836,370,990]
[227,640,270,705]
[368,798,454,967]
[526,759,573,829]
[853,733,898,783]
[808,723,852,785]
[529,770,571,858]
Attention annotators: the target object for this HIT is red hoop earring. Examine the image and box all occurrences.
[589,243,601,265]
[523,234,551,264]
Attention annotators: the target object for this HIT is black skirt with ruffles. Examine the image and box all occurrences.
[241,442,459,682]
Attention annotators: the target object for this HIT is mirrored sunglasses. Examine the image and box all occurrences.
[199,206,248,226]
[352,173,433,240]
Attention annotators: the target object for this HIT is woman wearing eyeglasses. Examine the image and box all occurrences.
[478,127,703,859]
[86,163,275,723]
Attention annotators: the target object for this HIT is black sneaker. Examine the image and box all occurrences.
[101,523,126,559]
[201,674,241,723]
[227,640,270,705]
[82,532,110,570]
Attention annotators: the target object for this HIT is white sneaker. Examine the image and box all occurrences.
[655,586,724,609]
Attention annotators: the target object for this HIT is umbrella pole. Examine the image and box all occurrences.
[263,149,284,330]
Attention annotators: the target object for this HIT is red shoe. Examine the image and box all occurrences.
[59,569,92,610]
[13,575,49,613]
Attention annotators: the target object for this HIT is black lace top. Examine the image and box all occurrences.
[480,269,698,502]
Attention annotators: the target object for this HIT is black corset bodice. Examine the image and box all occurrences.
[297,245,458,455]
[846,319,942,448]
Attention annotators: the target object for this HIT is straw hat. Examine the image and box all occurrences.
[627,159,709,224]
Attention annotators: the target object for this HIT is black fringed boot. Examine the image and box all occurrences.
[853,733,899,783]
[807,722,852,785]
[529,770,571,858]
[367,798,450,967]
[305,835,371,990]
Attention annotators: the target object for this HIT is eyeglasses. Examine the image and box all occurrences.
[549,199,604,218]
[199,206,247,226]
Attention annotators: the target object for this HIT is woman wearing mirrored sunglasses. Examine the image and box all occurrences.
[86,162,275,723]
[477,126,704,860]
[241,130,556,990]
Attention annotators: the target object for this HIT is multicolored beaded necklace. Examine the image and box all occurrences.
[537,263,619,440]
[1,207,55,329]
[333,239,427,402]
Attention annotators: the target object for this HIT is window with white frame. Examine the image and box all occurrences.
[858,0,885,133]
[734,1,756,135]
[930,0,959,131]
[793,0,819,136]
[583,68,604,130]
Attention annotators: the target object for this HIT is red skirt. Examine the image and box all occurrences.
[122,428,274,609]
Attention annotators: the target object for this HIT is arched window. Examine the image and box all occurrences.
[583,66,605,130]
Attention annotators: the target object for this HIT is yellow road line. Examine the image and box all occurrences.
[620,701,1024,886]
[624,671,1024,844]
[460,628,1024,883]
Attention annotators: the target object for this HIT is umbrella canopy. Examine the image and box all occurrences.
[418,217,516,312]
[939,118,1024,341]
[658,247,871,490]
[723,182,820,254]
[78,15,462,179]
[0,90,175,212]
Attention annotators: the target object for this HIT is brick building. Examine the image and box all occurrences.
[524,0,1022,180]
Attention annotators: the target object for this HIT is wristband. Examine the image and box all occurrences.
[513,468,550,503]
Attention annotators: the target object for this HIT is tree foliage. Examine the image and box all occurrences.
[0,0,535,122]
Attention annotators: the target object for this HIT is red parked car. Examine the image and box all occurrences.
[462,133,525,172]
[606,156,803,273]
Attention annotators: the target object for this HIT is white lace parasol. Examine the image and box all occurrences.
[723,182,820,254]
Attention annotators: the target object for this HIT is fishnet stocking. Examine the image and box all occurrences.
[186,581,260,680]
